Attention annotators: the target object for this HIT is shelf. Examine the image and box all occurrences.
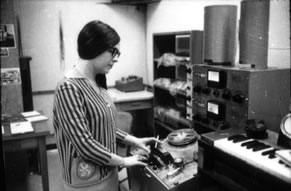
[153,31,201,137]
[154,84,186,96]
[153,58,190,64]
[111,0,160,5]
[154,113,192,129]
[154,119,175,132]
[193,121,216,135]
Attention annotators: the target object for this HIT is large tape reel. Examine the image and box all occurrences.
[167,128,198,146]
[278,112,291,148]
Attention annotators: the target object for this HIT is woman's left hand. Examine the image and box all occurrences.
[133,137,161,153]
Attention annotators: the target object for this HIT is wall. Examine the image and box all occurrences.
[2,0,290,135]
[13,0,147,135]
[146,0,241,85]
[1,0,23,114]
[16,0,147,91]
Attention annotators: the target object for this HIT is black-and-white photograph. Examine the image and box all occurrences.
[0,48,9,57]
[1,0,290,191]
[1,68,21,85]
[0,24,16,48]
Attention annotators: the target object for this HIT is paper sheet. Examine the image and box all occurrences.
[25,115,48,122]
[10,121,34,134]
[21,111,41,117]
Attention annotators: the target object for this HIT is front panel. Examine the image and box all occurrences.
[192,65,290,133]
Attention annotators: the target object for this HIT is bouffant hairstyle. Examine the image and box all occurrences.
[77,20,120,60]
[77,21,120,89]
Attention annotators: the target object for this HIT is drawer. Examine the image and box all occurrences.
[115,99,153,111]
[4,138,38,151]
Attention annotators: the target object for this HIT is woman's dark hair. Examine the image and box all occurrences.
[78,20,120,89]
[77,20,120,60]
[95,74,107,90]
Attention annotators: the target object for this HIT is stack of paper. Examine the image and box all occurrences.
[21,111,48,122]
[10,121,34,134]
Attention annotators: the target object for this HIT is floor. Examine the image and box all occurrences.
[5,149,130,191]
[5,149,223,191]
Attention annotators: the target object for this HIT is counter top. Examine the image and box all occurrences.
[107,88,153,103]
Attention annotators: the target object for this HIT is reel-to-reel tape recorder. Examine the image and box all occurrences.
[129,128,199,191]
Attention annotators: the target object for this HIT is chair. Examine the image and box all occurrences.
[116,111,133,190]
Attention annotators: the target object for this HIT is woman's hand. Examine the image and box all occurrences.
[132,137,161,153]
[123,155,148,167]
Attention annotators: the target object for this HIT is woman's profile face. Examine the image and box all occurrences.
[92,44,120,74]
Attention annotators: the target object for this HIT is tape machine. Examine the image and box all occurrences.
[129,128,199,191]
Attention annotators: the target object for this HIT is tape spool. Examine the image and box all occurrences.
[277,113,291,148]
[167,128,197,146]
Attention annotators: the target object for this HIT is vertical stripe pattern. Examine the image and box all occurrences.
[53,78,128,184]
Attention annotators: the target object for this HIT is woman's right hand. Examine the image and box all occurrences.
[122,155,148,167]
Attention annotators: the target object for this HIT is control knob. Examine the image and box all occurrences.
[213,89,220,97]
[222,89,232,100]
[232,94,245,104]
[173,157,184,168]
[202,87,211,95]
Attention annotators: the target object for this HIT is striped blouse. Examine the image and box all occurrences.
[53,70,128,184]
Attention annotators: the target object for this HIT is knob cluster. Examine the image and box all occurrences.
[193,85,245,104]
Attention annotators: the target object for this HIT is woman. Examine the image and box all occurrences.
[53,20,158,191]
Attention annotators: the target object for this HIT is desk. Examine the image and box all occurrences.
[108,88,153,111]
[108,88,154,137]
[2,120,50,191]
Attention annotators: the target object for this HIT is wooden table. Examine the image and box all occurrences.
[2,120,50,191]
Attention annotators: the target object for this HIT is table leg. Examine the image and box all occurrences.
[38,137,49,191]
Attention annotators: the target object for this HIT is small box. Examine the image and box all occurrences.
[115,75,144,92]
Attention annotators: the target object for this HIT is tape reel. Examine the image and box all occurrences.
[278,112,291,148]
[167,128,198,146]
